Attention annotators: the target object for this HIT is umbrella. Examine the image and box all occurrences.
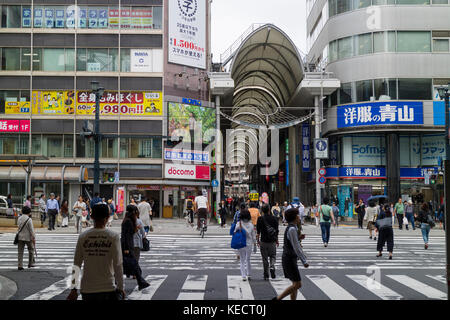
[367,195,388,201]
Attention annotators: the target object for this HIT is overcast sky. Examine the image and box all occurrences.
[210,0,307,63]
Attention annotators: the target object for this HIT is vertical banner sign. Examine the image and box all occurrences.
[98,9,108,28]
[22,8,32,27]
[88,9,98,28]
[168,0,206,69]
[34,8,43,27]
[338,186,353,218]
[302,123,310,172]
[55,9,65,28]
[78,9,87,28]
[44,9,54,28]
[116,187,125,214]
[286,139,289,187]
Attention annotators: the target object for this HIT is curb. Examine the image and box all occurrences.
[0,275,18,300]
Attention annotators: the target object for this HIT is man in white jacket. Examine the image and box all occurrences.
[137,197,152,233]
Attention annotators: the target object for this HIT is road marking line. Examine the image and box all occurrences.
[306,275,356,300]
[24,276,71,300]
[177,275,208,300]
[346,275,403,300]
[270,278,306,300]
[426,275,446,284]
[127,275,168,300]
[227,275,254,300]
[386,275,447,299]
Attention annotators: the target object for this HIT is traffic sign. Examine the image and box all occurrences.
[314,138,329,159]
[318,168,327,176]
[211,179,219,187]
[249,193,259,201]
[319,176,326,184]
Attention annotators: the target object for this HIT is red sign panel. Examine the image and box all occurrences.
[0,120,30,133]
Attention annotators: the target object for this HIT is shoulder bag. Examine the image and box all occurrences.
[426,213,436,228]
[320,205,331,222]
[14,217,31,245]
[142,237,150,251]
[231,221,247,249]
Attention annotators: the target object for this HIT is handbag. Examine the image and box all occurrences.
[122,253,141,277]
[320,206,331,222]
[426,214,436,228]
[14,217,30,245]
[142,237,150,251]
[231,221,246,249]
[56,213,62,224]
[229,223,236,235]
[402,216,409,226]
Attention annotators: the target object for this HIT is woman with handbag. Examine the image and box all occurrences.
[67,203,125,301]
[121,205,150,290]
[365,200,378,240]
[234,209,256,281]
[417,202,435,250]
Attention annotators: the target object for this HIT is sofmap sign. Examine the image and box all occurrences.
[337,101,423,128]
[164,164,210,180]
[168,0,206,69]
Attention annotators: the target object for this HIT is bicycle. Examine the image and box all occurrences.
[199,218,207,238]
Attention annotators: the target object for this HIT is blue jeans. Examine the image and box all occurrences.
[421,223,431,244]
[320,222,331,244]
[405,213,415,230]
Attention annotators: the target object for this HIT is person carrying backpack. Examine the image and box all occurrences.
[233,209,256,281]
[318,197,336,247]
[256,204,279,280]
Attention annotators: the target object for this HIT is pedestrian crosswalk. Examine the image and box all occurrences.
[18,271,446,300]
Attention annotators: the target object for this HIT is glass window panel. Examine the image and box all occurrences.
[76,48,87,71]
[356,80,373,102]
[21,48,31,71]
[353,0,371,8]
[130,7,154,29]
[338,36,353,59]
[373,31,396,52]
[76,135,85,157]
[121,49,130,72]
[139,139,152,157]
[339,82,352,104]
[397,31,431,52]
[2,48,20,70]
[0,135,18,154]
[4,6,21,28]
[337,0,352,14]
[397,0,430,4]
[31,135,41,154]
[342,136,353,165]
[329,0,337,17]
[109,48,119,72]
[352,136,384,165]
[400,136,410,166]
[398,78,432,100]
[0,90,20,114]
[354,33,372,55]
[433,39,450,52]
[18,136,28,154]
[85,138,94,158]
[130,138,140,158]
[65,48,74,71]
[87,48,109,72]
[46,135,62,157]
[42,48,65,71]
[331,90,338,106]
[374,78,397,100]
[120,138,128,158]
[32,48,42,71]
[329,40,338,62]
[421,134,445,166]
[153,6,162,29]
[64,135,73,157]
[152,138,162,158]
[432,0,448,3]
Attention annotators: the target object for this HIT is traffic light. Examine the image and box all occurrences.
[430,174,437,184]
[211,163,216,171]
[80,120,94,139]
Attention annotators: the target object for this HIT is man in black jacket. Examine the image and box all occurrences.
[355,199,366,229]
[256,204,279,280]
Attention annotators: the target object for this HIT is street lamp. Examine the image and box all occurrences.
[91,81,105,195]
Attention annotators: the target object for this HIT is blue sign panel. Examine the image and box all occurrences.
[44,9,54,28]
[211,179,219,187]
[88,9,98,28]
[78,9,87,28]
[433,101,445,126]
[337,186,353,218]
[182,98,202,106]
[325,167,439,179]
[98,9,108,28]
[302,123,310,172]
[55,9,65,28]
[34,8,43,27]
[22,8,32,27]
[164,149,209,162]
[337,101,423,128]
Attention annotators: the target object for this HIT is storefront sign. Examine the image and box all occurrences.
[325,167,439,179]
[164,148,209,162]
[168,0,206,69]
[128,185,161,190]
[338,186,353,218]
[31,91,75,114]
[182,98,202,106]
[337,101,423,128]
[0,120,30,133]
[164,164,210,180]
[302,123,310,172]
[131,49,152,72]
[116,187,125,213]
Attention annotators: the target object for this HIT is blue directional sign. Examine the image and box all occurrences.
[211,179,219,187]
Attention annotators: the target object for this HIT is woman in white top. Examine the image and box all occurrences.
[73,196,86,234]
[234,209,256,281]
[365,200,379,240]
[67,203,125,301]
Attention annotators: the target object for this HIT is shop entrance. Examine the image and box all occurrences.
[128,187,161,218]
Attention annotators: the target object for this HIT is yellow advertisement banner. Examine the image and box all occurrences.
[5,91,162,116]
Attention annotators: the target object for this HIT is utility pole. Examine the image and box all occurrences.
[215,95,222,213]
[315,95,321,206]
[91,81,104,195]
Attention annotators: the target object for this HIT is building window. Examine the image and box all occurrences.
[121,49,131,72]
[101,138,118,158]
[120,138,129,158]
[338,36,353,59]
[64,135,73,157]
[42,48,74,71]
[328,40,338,62]
[373,31,396,52]
[1,48,21,70]
[0,135,18,154]
[337,0,352,14]
[372,0,396,4]
[432,0,449,4]
[374,78,397,100]
[398,78,432,99]
[353,0,371,9]
[329,0,337,16]
[397,31,431,52]
[433,39,450,52]
[1,5,21,28]
[32,135,41,154]
[356,80,373,102]
[354,33,373,55]
[45,135,63,157]
[339,82,352,104]
[396,0,430,4]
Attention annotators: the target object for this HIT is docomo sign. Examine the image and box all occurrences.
[164,164,210,180]
[0,120,30,133]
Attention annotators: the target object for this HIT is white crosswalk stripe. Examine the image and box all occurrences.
[177,275,208,300]
[270,278,306,300]
[426,274,446,284]
[127,275,168,300]
[307,275,357,300]
[346,275,403,300]
[227,275,254,300]
[24,276,71,300]
[386,275,447,300]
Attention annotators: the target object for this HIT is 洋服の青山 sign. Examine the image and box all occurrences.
[337,101,423,128]
[164,164,210,180]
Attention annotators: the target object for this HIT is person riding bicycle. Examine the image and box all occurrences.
[185,196,195,225]
[194,190,210,231]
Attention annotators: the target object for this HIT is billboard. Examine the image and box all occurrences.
[168,0,206,69]
[5,91,162,116]
[0,120,30,133]
[168,102,215,143]
[164,163,210,180]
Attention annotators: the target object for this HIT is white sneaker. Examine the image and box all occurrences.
[242,276,247,281]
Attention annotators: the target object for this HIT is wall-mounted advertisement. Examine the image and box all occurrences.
[168,102,215,144]
[164,163,210,180]
[168,0,206,69]
[5,91,162,116]
[130,49,152,72]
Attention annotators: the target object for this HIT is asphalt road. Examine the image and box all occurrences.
[0,223,447,300]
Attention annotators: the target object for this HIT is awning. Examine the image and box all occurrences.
[0,166,88,182]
